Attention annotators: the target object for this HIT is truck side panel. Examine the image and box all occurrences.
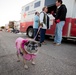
[70,18,76,36]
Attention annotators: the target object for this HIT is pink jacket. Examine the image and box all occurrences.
[15,37,36,60]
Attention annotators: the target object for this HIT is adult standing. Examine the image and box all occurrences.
[33,12,39,41]
[52,0,67,45]
[39,7,50,44]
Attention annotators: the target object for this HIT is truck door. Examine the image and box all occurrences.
[70,0,76,37]
[45,0,56,36]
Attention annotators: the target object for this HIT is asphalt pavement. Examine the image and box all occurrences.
[0,31,76,75]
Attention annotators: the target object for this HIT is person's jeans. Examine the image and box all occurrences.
[40,28,46,43]
[54,21,65,44]
[33,28,38,41]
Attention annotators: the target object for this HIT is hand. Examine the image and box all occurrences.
[39,26,42,28]
[56,19,60,23]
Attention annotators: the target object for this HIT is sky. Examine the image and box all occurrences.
[0,0,34,26]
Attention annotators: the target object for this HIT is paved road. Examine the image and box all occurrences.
[0,31,76,75]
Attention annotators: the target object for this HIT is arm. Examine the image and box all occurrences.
[39,12,44,27]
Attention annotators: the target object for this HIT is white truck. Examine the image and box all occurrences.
[20,0,76,39]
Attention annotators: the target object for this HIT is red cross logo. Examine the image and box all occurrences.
[23,13,26,18]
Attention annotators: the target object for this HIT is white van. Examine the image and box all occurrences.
[20,0,76,39]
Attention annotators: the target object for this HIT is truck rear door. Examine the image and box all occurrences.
[70,0,76,37]
[45,0,56,36]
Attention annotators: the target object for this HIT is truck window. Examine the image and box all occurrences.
[72,0,76,18]
[45,0,56,6]
[34,1,41,8]
[25,6,29,11]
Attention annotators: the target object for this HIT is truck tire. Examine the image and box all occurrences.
[27,27,33,38]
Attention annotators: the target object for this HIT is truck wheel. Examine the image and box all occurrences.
[27,28,33,38]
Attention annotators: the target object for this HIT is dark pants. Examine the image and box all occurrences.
[40,28,46,43]
[33,28,38,41]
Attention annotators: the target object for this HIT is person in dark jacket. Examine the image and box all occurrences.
[51,0,67,45]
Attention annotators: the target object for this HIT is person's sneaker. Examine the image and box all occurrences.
[32,61,36,65]
[24,65,28,69]
[55,43,61,46]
